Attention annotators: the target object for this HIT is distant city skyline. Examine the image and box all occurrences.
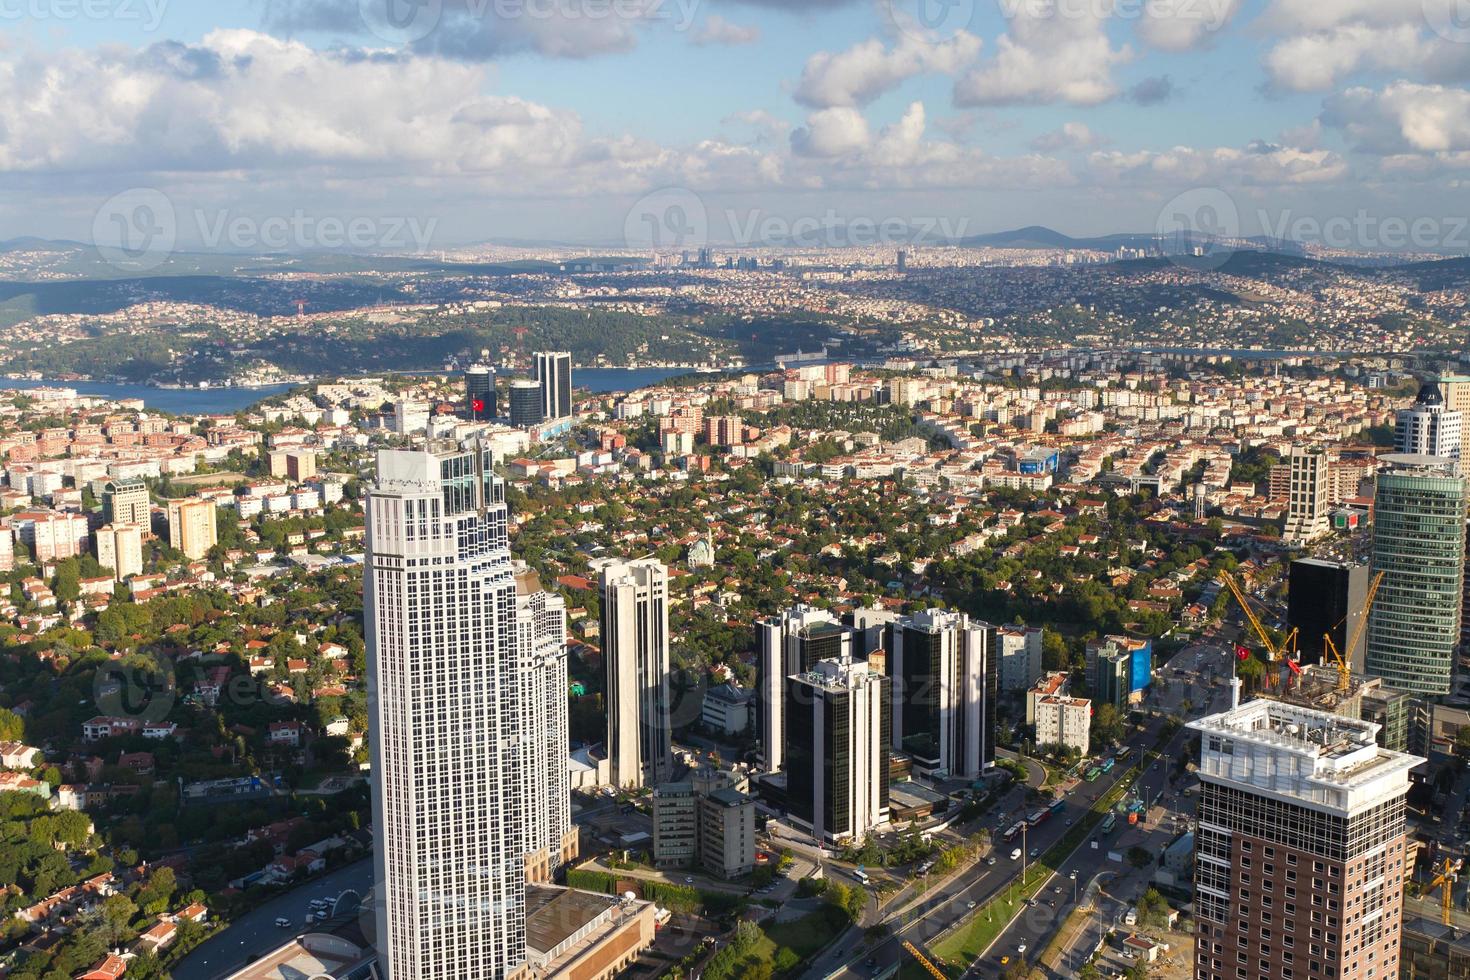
[3,2,1469,251]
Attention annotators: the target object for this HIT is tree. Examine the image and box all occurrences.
[1092,703,1126,746]
[0,708,23,741]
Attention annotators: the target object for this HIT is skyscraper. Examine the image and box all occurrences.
[1287,559,1370,671]
[755,606,854,773]
[534,351,573,421]
[509,379,544,429]
[366,444,527,980]
[884,609,997,779]
[514,568,577,881]
[95,523,143,582]
[599,557,673,789]
[1282,444,1330,545]
[1365,454,1467,696]
[1395,380,1462,462]
[1189,699,1422,980]
[786,657,891,845]
[465,364,496,421]
[102,477,150,528]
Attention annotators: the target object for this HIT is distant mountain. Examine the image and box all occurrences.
[0,237,89,252]
[959,225,1175,252]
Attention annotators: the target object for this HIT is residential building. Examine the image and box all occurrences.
[1034,695,1091,756]
[392,398,430,436]
[102,477,150,527]
[995,624,1045,692]
[884,609,997,778]
[651,783,698,870]
[756,605,854,773]
[699,786,756,879]
[94,524,143,582]
[599,557,673,789]
[366,443,530,980]
[786,657,890,845]
[1396,380,1462,463]
[167,497,217,560]
[16,511,88,561]
[509,379,545,429]
[1188,699,1422,980]
[700,682,751,736]
[651,772,756,880]
[534,351,573,420]
[1365,454,1467,696]
[1282,444,1330,545]
[1026,671,1069,725]
[1287,559,1370,672]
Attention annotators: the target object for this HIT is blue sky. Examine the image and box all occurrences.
[3,0,1469,249]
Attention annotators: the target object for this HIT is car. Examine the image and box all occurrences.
[1069,870,1077,879]
[1017,943,1027,954]
[1065,818,1074,826]
[865,958,877,968]
[1026,898,1037,908]
[274,917,291,928]
[966,900,977,910]
[684,877,694,884]
[1053,886,1062,894]
[999,956,1011,965]
[1029,848,1039,859]
[986,856,997,865]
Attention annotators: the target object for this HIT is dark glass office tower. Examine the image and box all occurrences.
[464,364,495,420]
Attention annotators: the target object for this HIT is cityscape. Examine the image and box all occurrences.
[3,1,1470,979]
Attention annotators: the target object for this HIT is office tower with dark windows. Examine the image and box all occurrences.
[1288,559,1370,671]
[534,351,573,421]
[102,477,150,528]
[884,609,997,779]
[786,657,890,845]
[756,606,854,773]
[1189,699,1422,980]
[509,379,544,429]
[366,443,526,980]
[465,364,496,421]
[1365,454,1467,696]
[599,557,673,789]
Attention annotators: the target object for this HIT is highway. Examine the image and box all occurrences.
[172,858,375,980]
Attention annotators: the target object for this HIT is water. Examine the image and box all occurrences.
[0,368,695,415]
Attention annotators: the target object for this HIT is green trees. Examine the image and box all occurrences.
[1092,703,1126,746]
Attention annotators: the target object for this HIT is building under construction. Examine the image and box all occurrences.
[1263,664,1418,752]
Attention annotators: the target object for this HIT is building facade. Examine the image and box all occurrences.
[366,443,528,980]
[466,365,496,421]
[166,498,217,560]
[1365,454,1467,696]
[1034,695,1091,757]
[1287,559,1370,672]
[599,557,673,789]
[995,624,1045,692]
[1282,445,1331,545]
[786,657,891,845]
[95,523,143,582]
[534,352,573,421]
[884,609,997,779]
[102,478,150,528]
[756,605,854,773]
[1189,699,1422,980]
[1396,381,1462,463]
[514,573,576,881]
[508,380,545,429]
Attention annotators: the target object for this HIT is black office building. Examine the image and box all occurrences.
[464,365,495,420]
[1287,559,1370,670]
[509,379,545,429]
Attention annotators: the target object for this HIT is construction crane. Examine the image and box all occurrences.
[1219,570,1299,670]
[901,941,947,980]
[1322,570,1385,692]
[1431,858,1461,926]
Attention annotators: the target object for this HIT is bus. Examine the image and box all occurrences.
[1084,767,1101,782]
[1048,798,1066,814]
[1003,822,1025,842]
[853,869,870,884]
[1027,809,1049,828]
[1100,758,1116,774]
[1100,813,1117,834]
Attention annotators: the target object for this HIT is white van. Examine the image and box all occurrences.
[274,917,291,928]
[1124,908,1138,926]
[1010,848,1022,860]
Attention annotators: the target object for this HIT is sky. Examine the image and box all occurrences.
[3,0,1470,251]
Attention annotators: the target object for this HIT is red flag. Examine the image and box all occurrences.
[1235,645,1250,661]
[472,399,485,413]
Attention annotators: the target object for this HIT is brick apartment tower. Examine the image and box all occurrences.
[1189,699,1422,980]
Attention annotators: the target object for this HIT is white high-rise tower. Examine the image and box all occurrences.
[366,443,527,980]
[598,557,673,789]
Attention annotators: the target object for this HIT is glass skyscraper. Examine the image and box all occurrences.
[1365,453,1468,696]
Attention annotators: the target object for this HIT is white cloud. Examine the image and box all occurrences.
[954,6,1130,106]
[793,30,981,108]
[1256,0,1470,91]
[1031,122,1107,152]
[1136,0,1241,52]
[790,107,872,157]
[1322,82,1470,154]
[694,15,762,46]
[1086,143,1349,186]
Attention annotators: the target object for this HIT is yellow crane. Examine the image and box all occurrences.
[1219,570,1298,671]
[901,941,948,980]
[1322,570,1385,692]
[1431,858,1462,926]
